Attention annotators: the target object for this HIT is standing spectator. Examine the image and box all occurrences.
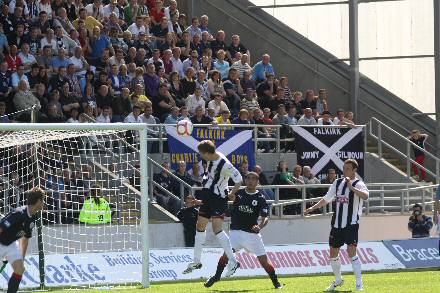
[171,47,184,77]
[177,195,199,247]
[316,89,328,114]
[124,0,141,25]
[408,130,428,181]
[408,203,433,238]
[298,108,317,125]
[279,77,292,100]
[252,54,274,83]
[79,184,113,224]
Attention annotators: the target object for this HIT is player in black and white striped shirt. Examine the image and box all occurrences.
[305,159,369,292]
[183,140,243,277]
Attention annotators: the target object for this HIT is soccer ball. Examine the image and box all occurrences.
[176,120,194,136]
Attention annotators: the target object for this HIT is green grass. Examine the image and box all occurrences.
[38,270,439,293]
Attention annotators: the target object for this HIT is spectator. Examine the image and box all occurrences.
[199,15,212,37]
[124,104,143,123]
[316,89,328,114]
[333,108,354,126]
[228,34,248,59]
[232,109,251,125]
[272,161,302,214]
[52,48,71,73]
[302,166,321,196]
[112,87,132,122]
[213,49,229,79]
[252,54,274,83]
[156,83,176,122]
[408,203,433,238]
[279,76,292,100]
[90,26,114,60]
[177,195,198,247]
[208,93,229,117]
[182,50,200,73]
[321,168,337,184]
[240,88,259,113]
[11,64,29,89]
[124,0,142,25]
[408,130,429,182]
[164,106,180,124]
[67,108,80,123]
[185,86,205,115]
[79,184,114,224]
[18,43,37,72]
[231,53,251,79]
[223,68,243,116]
[40,102,66,123]
[318,111,334,125]
[171,47,184,77]
[153,161,181,215]
[287,107,297,125]
[298,108,317,125]
[190,105,212,124]
[144,63,160,99]
[96,105,112,123]
[207,70,225,98]
[272,104,289,125]
[14,80,41,119]
[216,109,231,125]
[186,17,202,39]
[256,74,276,110]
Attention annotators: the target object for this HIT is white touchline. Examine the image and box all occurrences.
[292,126,363,178]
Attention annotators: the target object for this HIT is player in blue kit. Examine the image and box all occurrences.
[0,187,45,293]
[204,172,282,289]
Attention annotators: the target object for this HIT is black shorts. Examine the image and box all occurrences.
[329,224,359,248]
[198,188,228,219]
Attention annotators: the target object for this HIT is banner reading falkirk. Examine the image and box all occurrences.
[292,126,364,180]
[166,126,255,170]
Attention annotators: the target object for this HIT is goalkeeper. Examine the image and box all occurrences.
[0,187,45,293]
[79,184,114,224]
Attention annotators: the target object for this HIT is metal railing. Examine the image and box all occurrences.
[0,104,40,123]
[369,117,440,183]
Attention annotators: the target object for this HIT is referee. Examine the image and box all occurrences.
[0,187,45,293]
[305,159,369,292]
[183,140,243,277]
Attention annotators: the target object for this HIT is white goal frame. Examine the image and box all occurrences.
[0,123,150,288]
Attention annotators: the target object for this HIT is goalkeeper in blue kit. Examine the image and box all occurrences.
[0,187,45,293]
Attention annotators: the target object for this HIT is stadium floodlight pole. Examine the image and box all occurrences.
[349,0,360,123]
[434,0,440,159]
[139,127,150,288]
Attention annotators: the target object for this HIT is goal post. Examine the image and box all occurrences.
[0,123,150,290]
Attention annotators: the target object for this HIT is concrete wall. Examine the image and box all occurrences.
[28,214,436,254]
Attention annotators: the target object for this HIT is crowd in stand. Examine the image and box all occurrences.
[0,0,360,218]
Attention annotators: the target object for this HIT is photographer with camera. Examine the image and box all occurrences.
[408,203,433,238]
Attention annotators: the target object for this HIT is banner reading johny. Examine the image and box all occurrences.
[292,126,364,180]
[166,126,255,170]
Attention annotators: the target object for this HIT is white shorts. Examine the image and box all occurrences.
[230,230,266,257]
[0,242,22,264]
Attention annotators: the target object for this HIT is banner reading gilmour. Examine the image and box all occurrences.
[166,126,255,170]
[292,126,364,180]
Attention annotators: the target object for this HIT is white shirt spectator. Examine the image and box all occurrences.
[102,4,119,19]
[69,56,88,75]
[127,23,146,39]
[67,117,80,123]
[85,4,104,21]
[207,100,229,116]
[147,57,164,68]
[124,112,143,123]
[172,56,184,77]
[9,0,29,15]
[231,60,251,79]
[186,94,206,115]
[41,38,57,53]
[96,114,111,123]
[297,115,317,125]
[318,118,334,125]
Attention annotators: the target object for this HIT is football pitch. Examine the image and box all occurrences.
[44,270,438,293]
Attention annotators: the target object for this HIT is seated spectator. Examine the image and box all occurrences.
[213,49,229,79]
[253,164,274,200]
[51,48,71,73]
[231,53,251,79]
[256,74,276,110]
[67,108,80,123]
[180,67,197,99]
[73,7,103,35]
[207,70,225,98]
[270,88,286,114]
[185,86,205,115]
[0,102,10,123]
[216,110,231,125]
[153,161,181,215]
[79,184,114,224]
[210,30,227,56]
[40,102,66,123]
[207,92,229,117]
[298,108,317,125]
[186,17,202,39]
[408,203,433,238]
[96,106,112,123]
[272,161,302,214]
[302,166,321,197]
[164,106,180,124]
[333,108,354,126]
[287,107,298,125]
[90,26,114,60]
[190,105,213,124]
[301,90,317,115]
[14,80,41,121]
[232,109,251,125]
[124,104,143,123]
[156,83,177,122]
[18,43,37,72]
[228,34,248,60]
[252,54,274,83]
[321,168,337,184]
[37,46,54,72]
[240,88,260,113]
[177,195,198,247]
[279,76,292,100]
[60,82,81,116]
[318,111,334,125]
[223,68,243,117]
[188,163,203,186]
[26,64,41,90]
[11,64,29,89]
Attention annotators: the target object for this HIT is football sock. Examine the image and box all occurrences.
[330,256,343,283]
[262,262,279,285]
[193,229,206,263]
[214,255,228,278]
[351,256,363,283]
[7,273,22,293]
[215,231,237,263]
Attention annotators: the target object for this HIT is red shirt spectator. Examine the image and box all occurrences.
[5,46,22,72]
[150,1,165,24]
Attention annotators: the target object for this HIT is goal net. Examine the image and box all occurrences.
[0,123,149,290]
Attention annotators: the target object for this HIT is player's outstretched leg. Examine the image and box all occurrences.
[257,255,282,289]
[326,247,344,292]
[212,218,240,277]
[204,254,228,288]
[348,245,363,291]
[8,260,25,293]
[183,216,209,274]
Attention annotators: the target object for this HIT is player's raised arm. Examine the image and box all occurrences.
[346,177,369,200]
[304,179,337,216]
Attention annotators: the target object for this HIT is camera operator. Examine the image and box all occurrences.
[408,203,433,238]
